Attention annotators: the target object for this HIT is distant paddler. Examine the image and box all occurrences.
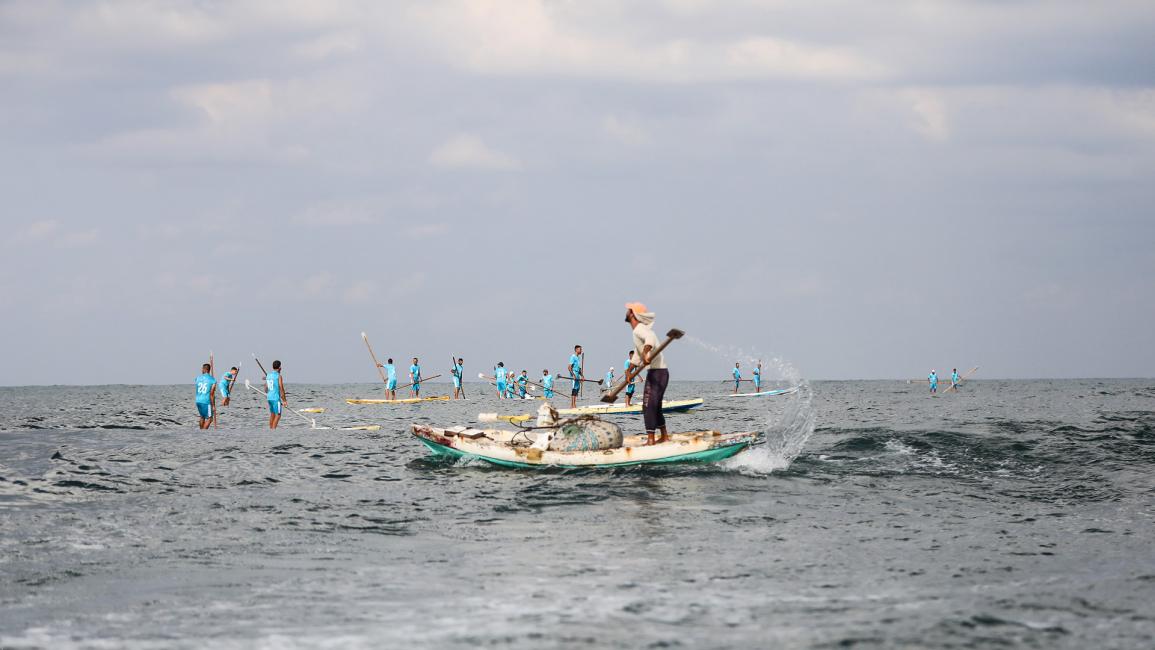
[732,362,742,394]
[266,360,286,429]
[568,344,584,408]
[494,362,508,399]
[950,368,960,391]
[623,351,638,406]
[220,366,239,407]
[517,370,529,399]
[624,302,670,446]
[409,358,422,397]
[451,358,465,400]
[928,369,938,394]
[542,370,555,398]
[377,358,398,400]
[195,363,217,430]
[753,362,762,392]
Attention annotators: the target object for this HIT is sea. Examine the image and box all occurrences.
[0,379,1152,649]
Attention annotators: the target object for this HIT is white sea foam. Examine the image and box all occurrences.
[685,336,815,475]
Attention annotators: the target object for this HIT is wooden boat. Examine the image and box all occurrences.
[346,396,451,405]
[554,398,704,417]
[411,423,760,468]
[724,386,800,398]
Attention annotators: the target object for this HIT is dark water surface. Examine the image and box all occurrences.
[1,380,1152,648]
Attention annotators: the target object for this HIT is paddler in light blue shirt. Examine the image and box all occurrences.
[219,366,238,407]
[378,358,397,400]
[605,367,615,393]
[951,368,960,391]
[753,363,762,392]
[624,351,638,406]
[494,362,507,399]
[195,363,216,430]
[266,360,285,429]
[409,358,422,397]
[452,358,464,400]
[929,369,938,394]
[542,370,554,398]
[517,370,529,399]
[732,363,742,394]
[569,345,583,408]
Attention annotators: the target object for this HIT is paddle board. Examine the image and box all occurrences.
[724,386,800,398]
[346,396,451,405]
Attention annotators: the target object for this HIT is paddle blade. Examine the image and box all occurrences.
[361,331,367,339]
[666,328,685,339]
[244,379,252,389]
[600,394,618,403]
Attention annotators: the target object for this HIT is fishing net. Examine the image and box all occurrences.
[549,417,623,452]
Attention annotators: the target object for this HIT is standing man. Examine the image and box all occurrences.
[266,360,285,429]
[624,302,669,446]
[753,362,762,393]
[569,345,583,408]
[494,362,508,399]
[542,369,554,398]
[623,351,638,407]
[604,366,615,393]
[452,358,465,400]
[378,358,398,400]
[195,363,217,430]
[220,366,238,407]
[732,362,742,394]
[951,368,960,391]
[928,369,938,394]
[410,358,422,397]
[517,370,529,399]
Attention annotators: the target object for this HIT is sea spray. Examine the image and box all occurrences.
[685,335,816,474]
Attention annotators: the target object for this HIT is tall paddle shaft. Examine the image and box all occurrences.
[362,332,388,384]
[580,353,585,398]
[944,366,980,393]
[209,351,217,428]
[602,329,684,403]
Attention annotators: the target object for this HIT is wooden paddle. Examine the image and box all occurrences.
[562,375,604,385]
[209,350,217,427]
[394,373,441,392]
[602,328,684,403]
[362,332,388,385]
[944,366,979,393]
[724,378,756,383]
[580,352,585,398]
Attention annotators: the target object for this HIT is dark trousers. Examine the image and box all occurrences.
[643,368,669,432]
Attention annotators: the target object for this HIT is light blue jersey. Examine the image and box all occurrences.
[517,374,528,397]
[495,367,507,393]
[410,364,421,390]
[753,367,761,389]
[385,364,397,390]
[569,354,581,378]
[624,359,636,395]
[542,374,554,397]
[219,372,234,398]
[605,370,614,387]
[195,373,216,404]
[266,371,281,402]
[929,372,938,392]
[452,363,463,388]
[952,370,960,385]
[733,367,741,380]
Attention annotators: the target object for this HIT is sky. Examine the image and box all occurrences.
[1,0,1154,385]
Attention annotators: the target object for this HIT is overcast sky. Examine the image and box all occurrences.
[2,1,1153,385]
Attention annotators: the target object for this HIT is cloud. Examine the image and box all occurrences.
[405,223,450,239]
[406,1,887,83]
[342,280,376,304]
[902,89,950,142]
[429,133,520,170]
[602,115,648,146]
[293,199,383,226]
[14,220,99,249]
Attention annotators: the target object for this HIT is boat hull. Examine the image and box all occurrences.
[412,424,757,469]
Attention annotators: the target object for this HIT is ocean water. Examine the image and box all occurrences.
[0,379,1152,649]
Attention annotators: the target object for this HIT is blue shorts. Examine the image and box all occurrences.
[412,383,420,391]
[626,384,636,395]
[453,378,461,388]
[220,385,230,398]
[571,385,580,396]
[268,400,282,415]
[544,390,554,398]
[196,402,212,419]
[387,380,397,390]
[496,381,507,392]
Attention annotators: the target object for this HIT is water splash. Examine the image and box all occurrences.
[685,335,815,474]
